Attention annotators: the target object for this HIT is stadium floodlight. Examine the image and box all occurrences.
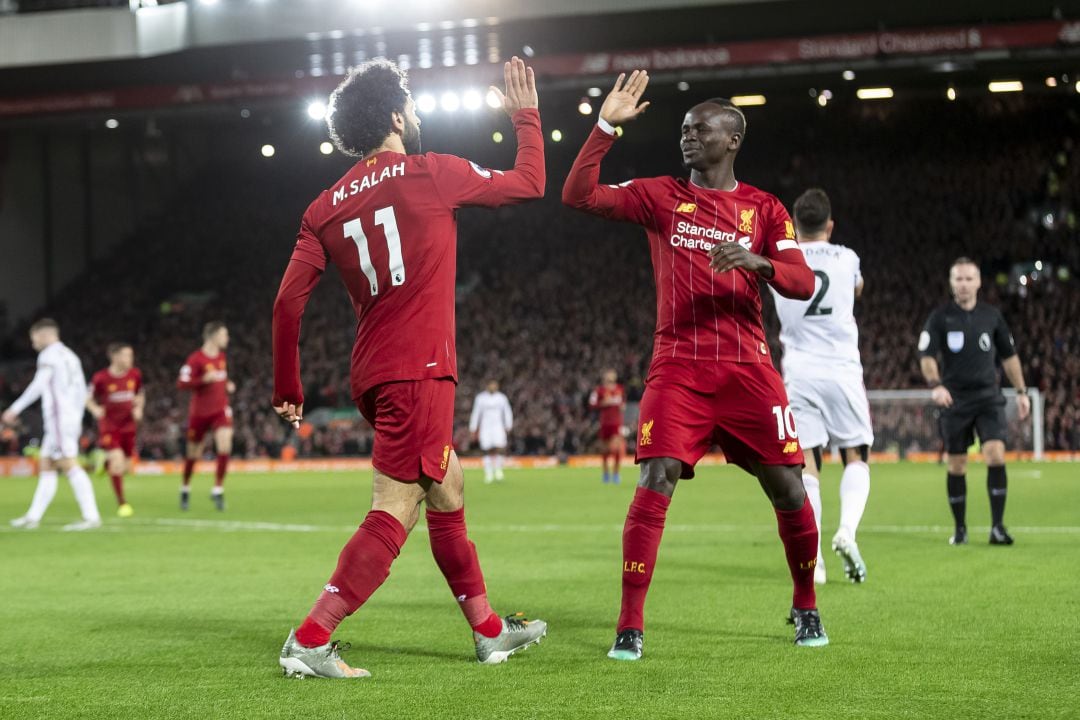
[486,89,501,109]
[105,118,119,129]
[676,81,690,91]
[440,92,461,112]
[1076,80,1080,93]
[416,93,437,114]
[1045,76,1058,88]
[842,70,855,81]
[306,101,327,121]
[578,99,592,115]
[492,131,504,144]
[462,89,484,111]
[856,87,894,100]
[988,80,1023,93]
[550,129,563,142]
[261,144,275,158]
[319,142,334,155]
[947,86,957,101]
[817,94,828,107]
[730,95,766,107]
[587,87,602,98]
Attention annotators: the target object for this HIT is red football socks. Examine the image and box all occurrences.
[110,474,126,505]
[618,487,671,632]
[214,454,229,487]
[775,497,819,610]
[295,510,408,648]
[426,507,501,638]
[181,459,195,488]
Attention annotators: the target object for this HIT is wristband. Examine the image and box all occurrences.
[597,117,617,135]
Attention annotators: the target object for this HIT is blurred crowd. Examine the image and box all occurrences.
[1,93,1077,457]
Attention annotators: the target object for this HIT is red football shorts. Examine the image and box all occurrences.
[635,356,805,478]
[599,423,622,442]
[187,406,233,443]
[99,425,136,457]
[357,378,455,483]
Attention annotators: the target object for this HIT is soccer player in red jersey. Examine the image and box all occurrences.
[87,342,144,517]
[176,321,234,511]
[589,369,626,484]
[563,71,827,655]
[271,58,548,678]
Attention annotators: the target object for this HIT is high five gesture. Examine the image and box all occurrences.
[599,70,650,125]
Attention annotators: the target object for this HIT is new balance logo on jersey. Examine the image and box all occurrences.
[675,202,697,213]
[640,419,654,446]
[784,220,795,239]
[440,445,451,471]
[782,441,799,454]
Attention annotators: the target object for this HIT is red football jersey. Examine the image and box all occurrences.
[564,124,814,364]
[273,109,545,406]
[90,367,142,432]
[177,349,229,417]
[589,383,626,427]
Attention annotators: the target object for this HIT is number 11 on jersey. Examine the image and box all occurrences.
[344,206,405,296]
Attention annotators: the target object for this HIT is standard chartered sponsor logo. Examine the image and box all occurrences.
[669,221,751,251]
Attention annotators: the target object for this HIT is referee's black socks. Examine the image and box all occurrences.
[946,473,967,529]
[987,465,1008,526]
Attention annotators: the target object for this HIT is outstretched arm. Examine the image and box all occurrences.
[562,71,653,222]
[7,363,53,418]
[439,57,545,207]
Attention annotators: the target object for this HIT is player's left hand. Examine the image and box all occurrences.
[708,241,772,276]
[1016,393,1031,421]
[273,402,303,429]
[489,56,538,115]
[1,409,16,426]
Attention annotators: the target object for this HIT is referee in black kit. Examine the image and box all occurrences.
[917,257,1031,546]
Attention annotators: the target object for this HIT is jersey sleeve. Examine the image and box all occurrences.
[177,353,202,390]
[9,361,53,416]
[290,200,328,272]
[430,109,544,209]
[918,309,943,358]
[561,123,655,225]
[502,395,514,431]
[760,197,814,299]
[993,309,1017,360]
[272,257,324,406]
[133,369,144,393]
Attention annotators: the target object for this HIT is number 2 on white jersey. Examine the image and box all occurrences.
[344,206,405,296]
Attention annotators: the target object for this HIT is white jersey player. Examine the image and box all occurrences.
[2,319,101,530]
[769,189,871,585]
[469,380,513,483]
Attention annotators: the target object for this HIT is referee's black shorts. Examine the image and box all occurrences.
[940,394,1007,455]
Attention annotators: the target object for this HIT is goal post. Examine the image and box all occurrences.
[865,388,1044,460]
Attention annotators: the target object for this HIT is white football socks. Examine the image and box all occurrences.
[802,472,823,564]
[67,465,101,523]
[493,454,505,480]
[26,470,59,522]
[482,455,494,482]
[838,461,871,540]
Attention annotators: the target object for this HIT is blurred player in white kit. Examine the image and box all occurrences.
[469,380,513,483]
[770,189,872,584]
[3,318,102,531]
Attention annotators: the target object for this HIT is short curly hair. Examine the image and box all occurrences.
[327,59,411,158]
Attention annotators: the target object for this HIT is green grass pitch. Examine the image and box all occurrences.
[1,462,1076,719]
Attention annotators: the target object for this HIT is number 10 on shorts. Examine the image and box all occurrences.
[771,405,798,440]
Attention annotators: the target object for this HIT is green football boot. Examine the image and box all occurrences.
[789,608,829,647]
[607,629,643,661]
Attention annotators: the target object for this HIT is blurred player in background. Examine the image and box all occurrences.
[918,258,1030,546]
[564,71,826,656]
[770,189,872,585]
[589,369,626,484]
[3,319,101,531]
[87,342,144,517]
[469,380,513,483]
[272,57,548,678]
[177,321,234,511]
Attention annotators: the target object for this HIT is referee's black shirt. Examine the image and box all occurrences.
[918,301,1016,403]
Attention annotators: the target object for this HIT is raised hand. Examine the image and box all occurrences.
[489,56,538,115]
[273,401,303,430]
[599,70,650,126]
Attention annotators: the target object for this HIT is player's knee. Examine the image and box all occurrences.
[947,455,967,475]
[637,458,681,496]
[840,445,869,466]
[760,466,805,511]
[983,441,1006,466]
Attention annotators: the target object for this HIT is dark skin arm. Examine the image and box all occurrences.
[707,242,775,278]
